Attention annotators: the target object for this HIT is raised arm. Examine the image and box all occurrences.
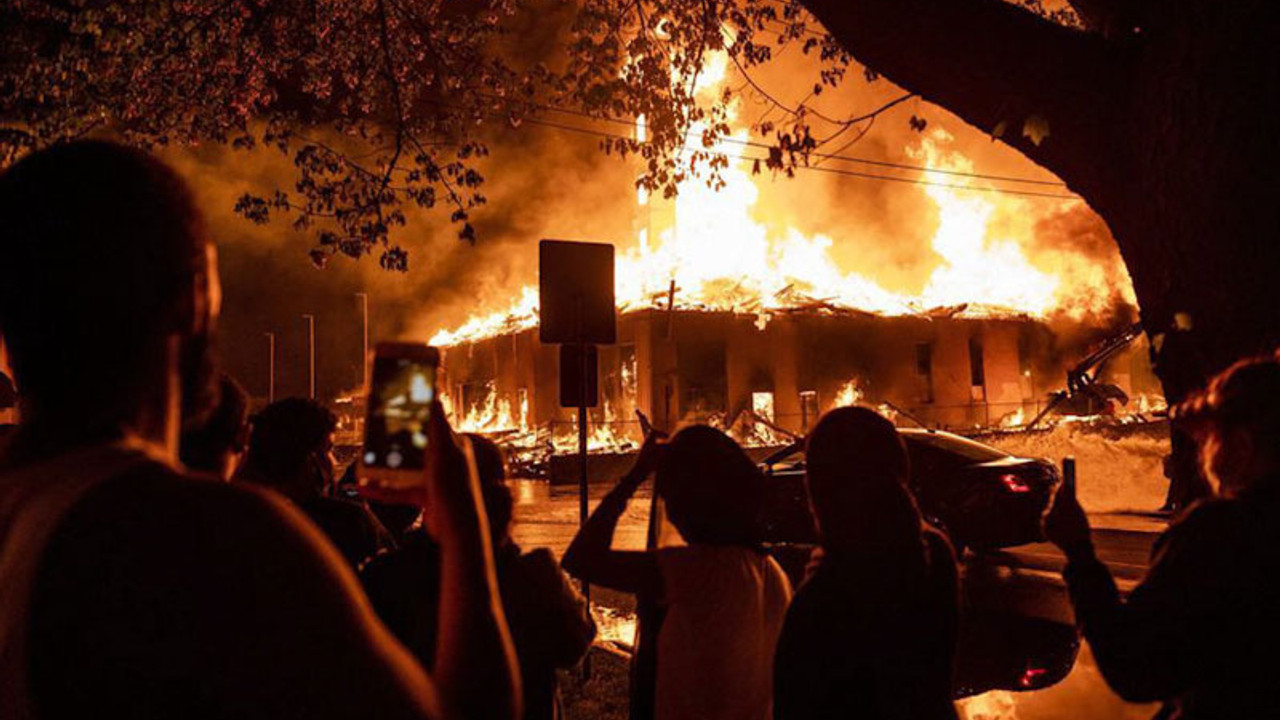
[562,433,663,596]
[1046,477,1215,702]
[422,405,522,720]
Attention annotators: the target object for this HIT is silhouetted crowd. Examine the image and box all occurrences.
[2,141,1279,720]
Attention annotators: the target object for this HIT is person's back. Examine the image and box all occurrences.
[10,446,429,719]
[362,436,594,720]
[654,542,791,720]
[236,398,390,569]
[564,425,792,720]
[298,492,391,568]
[1116,487,1280,717]
[774,530,957,720]
[0,141,519,720]
[774,407,958,720]
[364,534,595,720]
[496,545,596,719]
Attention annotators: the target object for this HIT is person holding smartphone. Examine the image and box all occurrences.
[0,142,519,720]
[362,433,594,720]
[1045,354,1280,719]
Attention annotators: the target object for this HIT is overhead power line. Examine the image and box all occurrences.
[503,98,1066,188]
[514,115,1079,201]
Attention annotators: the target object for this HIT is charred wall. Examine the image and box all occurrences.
[439,309,1084,439]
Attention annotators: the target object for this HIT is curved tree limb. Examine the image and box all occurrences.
[801,0,1131,208]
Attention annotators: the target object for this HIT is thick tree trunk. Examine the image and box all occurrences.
[804,0,1280,504]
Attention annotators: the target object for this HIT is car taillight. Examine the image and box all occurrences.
[1020,666,1048,688]
[1000,473,1032,493]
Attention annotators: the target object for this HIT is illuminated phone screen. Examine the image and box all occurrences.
[363,355,435,471]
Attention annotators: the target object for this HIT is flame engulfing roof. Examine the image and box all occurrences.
[429,289,1036,348]
[432,51,1132,349]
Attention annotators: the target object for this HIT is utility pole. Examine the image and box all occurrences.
[265,332,276,403]
[356,292,369,386]
[302,314,316,400]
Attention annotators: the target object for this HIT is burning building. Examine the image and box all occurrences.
[426,52,1158,459]
[441,305,1076,447]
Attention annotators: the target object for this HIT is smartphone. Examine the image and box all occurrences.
[361,342,440,488]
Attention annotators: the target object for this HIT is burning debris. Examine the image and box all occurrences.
[435,306,1143,481]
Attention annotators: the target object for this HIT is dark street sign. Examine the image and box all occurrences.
[539,239,616,345]
[559,344,599,407]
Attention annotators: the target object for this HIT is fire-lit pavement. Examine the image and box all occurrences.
[511,479,1164,720]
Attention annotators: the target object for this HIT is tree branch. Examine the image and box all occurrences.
[376,0,406,193]
[801,0,1130,205]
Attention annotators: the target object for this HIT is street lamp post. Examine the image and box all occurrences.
[302,314,316,400]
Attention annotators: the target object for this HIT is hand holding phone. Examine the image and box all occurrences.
[361,342,439,489]
[1044,455,1093,559]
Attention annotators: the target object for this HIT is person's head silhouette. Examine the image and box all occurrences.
[180,374,250,480]
[0,141,219,449]
[655,424,764,548]
[805,406,923,554]
[242,398,337,501]
[465,433,515,546]
[1174,353,1280,496]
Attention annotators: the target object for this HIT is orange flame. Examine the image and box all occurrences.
[430,51,1133,350]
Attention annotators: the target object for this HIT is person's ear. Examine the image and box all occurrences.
[194,244,222,334]
[173,244,222,336]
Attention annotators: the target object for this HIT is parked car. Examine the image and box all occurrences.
[759,427,1060,558]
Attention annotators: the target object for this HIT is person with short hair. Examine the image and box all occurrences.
[0,141,519,720]
[180,373,250,480]
[564,425,792,720]
[1046,354,1280,719]
[772,407,958,720]
[236,397,392,569]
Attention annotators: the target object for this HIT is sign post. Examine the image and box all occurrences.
[539,240,616,678]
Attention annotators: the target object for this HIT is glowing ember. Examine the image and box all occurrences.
[550,410,640,454]
[999,406,1028,429]
[752,391,776,421]
[1133,393,1168,415]
[591,605,637,648]
[834,379,865,407]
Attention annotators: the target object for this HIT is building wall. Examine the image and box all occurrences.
[440,310,1056,438]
